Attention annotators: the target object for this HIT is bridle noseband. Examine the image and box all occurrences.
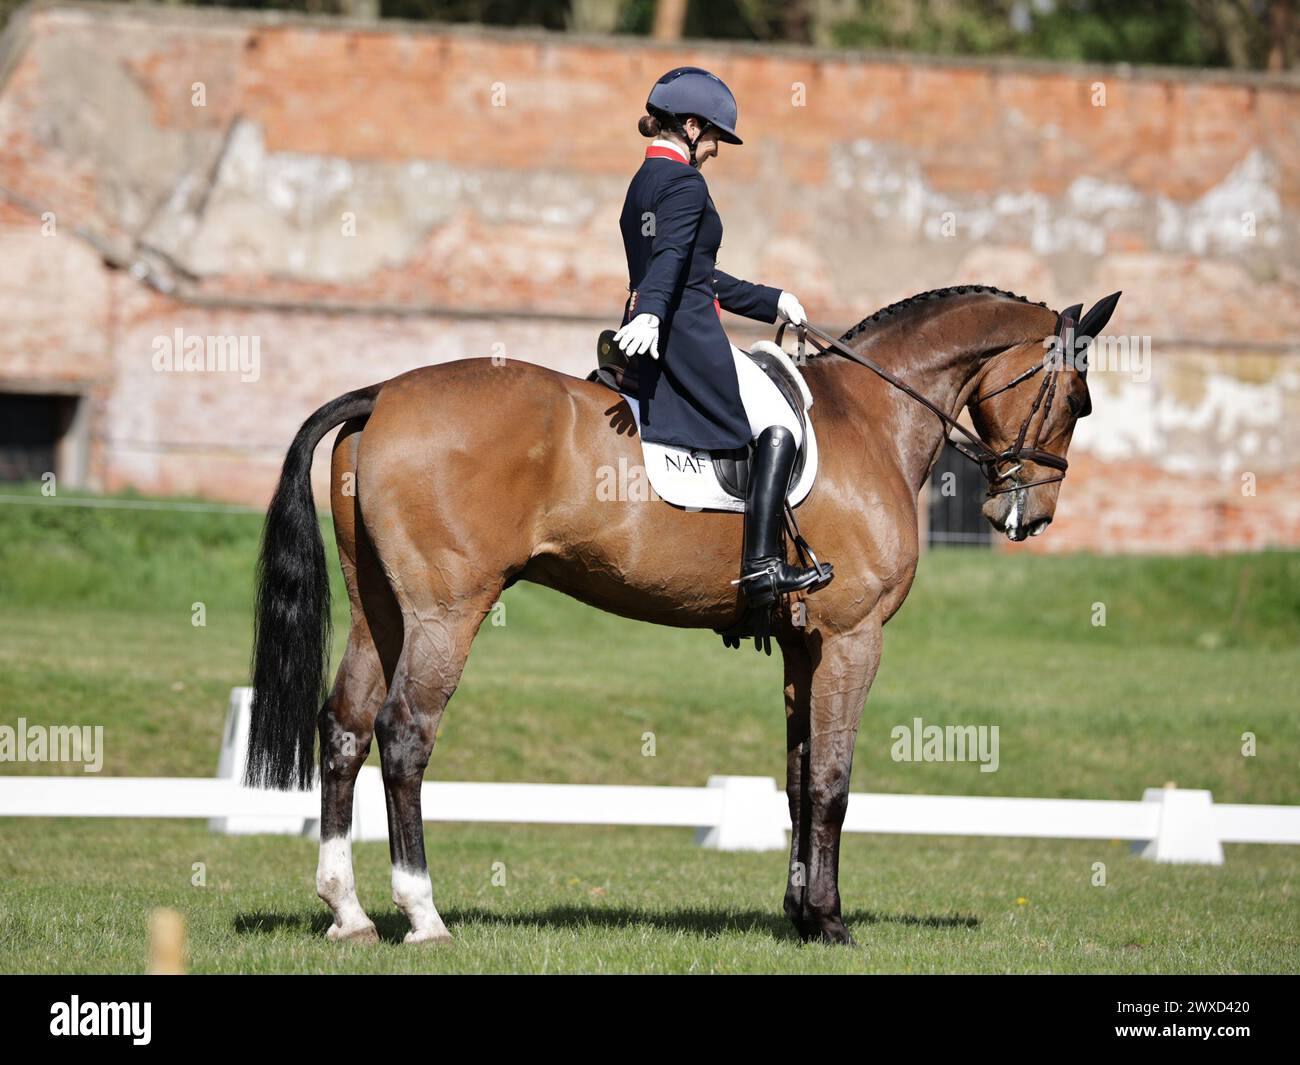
[778,307,1086,497]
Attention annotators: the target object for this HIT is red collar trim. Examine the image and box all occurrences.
[645,145,689,164]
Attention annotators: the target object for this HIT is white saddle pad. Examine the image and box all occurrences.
[619,344,818,514]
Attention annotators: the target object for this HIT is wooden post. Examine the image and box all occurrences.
[148,908,186,975]
[1268,0,1293,71]
[653,0,688,42]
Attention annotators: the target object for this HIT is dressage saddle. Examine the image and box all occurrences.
[587,330,809,498]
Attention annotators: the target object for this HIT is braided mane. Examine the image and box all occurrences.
[838,285,1051,345]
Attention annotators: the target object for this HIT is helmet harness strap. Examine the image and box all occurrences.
[653,106,713,169]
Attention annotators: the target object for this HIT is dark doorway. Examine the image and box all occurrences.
[927,445,993,547]
[0,393,80,484]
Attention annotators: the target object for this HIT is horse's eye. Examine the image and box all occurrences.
[1068,392,1092,418]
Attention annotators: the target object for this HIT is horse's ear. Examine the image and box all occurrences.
[1055,304,1083,359]
[1077,291,1122,342]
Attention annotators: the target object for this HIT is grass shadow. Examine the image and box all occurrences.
[234,905,981,944]
[854,910,980,930]
[233,911,330,936]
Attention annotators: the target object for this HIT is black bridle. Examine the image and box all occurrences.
[777,307,1086,497]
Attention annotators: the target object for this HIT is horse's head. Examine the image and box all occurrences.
[969,292,1120,542]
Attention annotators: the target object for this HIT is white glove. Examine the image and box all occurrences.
[778,291,806,327]
[614,313,660,360]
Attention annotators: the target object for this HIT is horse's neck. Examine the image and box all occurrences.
[828,307,1025,494]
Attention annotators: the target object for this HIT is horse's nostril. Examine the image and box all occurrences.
[1027,517,1052,537]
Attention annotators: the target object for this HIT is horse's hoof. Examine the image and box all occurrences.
[798,919,856,947]
[403,927,453,946]
[327,921,379,944]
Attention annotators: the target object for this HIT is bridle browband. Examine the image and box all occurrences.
[777,307,1084,497]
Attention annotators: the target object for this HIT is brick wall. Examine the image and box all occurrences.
[0,3,1297,552]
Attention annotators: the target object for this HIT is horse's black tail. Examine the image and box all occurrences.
[245,384,382,791]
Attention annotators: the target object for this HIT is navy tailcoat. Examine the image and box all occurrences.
[619,150,781,451]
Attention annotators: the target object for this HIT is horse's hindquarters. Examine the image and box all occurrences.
[341,360,746,629]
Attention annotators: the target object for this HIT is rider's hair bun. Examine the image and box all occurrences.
[638,113,661,138]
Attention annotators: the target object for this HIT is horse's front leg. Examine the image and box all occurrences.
[796,622,882,945]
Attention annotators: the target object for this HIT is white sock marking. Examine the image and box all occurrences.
[392,867,451,943]
[317,836,373,935]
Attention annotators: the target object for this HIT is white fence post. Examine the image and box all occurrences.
[693,775,786,852]
[1134,787,1224,865]
[351,766,388,842]
[210,687,310,836]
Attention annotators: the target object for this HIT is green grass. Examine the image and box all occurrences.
[0,487,1297,973]
[2,821,1296,974]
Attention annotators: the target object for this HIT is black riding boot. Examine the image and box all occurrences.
[739,426,833,609]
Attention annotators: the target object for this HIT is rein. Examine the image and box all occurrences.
[776,311,1079,497]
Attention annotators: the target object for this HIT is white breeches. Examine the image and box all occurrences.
[732,345,803,447]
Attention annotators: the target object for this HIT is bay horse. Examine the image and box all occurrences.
[246,284,1118,946]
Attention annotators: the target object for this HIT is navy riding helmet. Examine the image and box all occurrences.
[647,67,743,160]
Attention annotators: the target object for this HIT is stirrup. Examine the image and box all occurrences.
[735,560,824,606]
[785,503,834,587]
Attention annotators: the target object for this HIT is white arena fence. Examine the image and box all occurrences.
[2,688,1298,865]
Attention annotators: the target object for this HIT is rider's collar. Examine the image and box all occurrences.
[646,138,689,164]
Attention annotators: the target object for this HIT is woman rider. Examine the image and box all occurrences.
[613,67,833,612]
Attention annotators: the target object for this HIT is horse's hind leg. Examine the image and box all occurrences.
[316,421,401,943]
[316,637,384,942]
[375,589,499,944]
